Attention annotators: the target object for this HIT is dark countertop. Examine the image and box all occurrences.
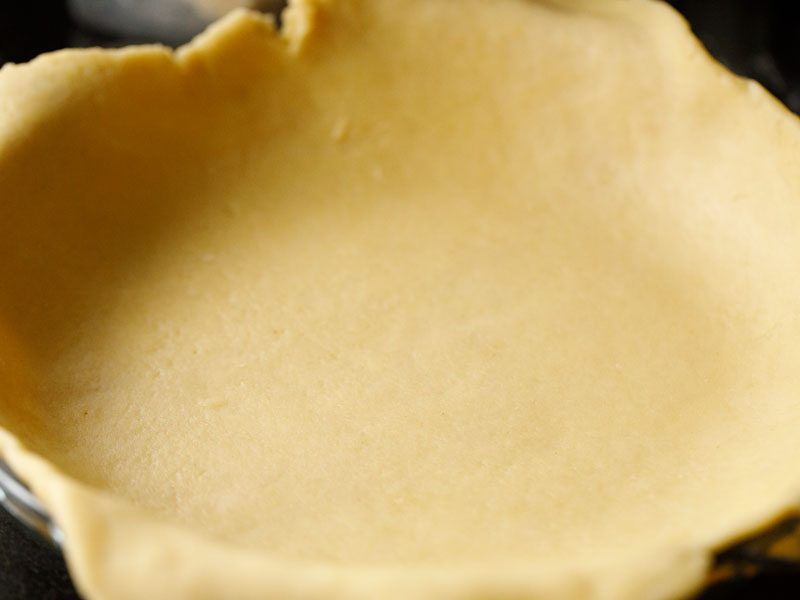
[0,508,78,600]
[1,2,800,599]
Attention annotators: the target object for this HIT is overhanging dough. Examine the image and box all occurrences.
[1,1,800,599]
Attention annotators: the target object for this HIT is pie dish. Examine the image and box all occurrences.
[1,1,800,599]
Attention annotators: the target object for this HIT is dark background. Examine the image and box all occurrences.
[1,1,800,598]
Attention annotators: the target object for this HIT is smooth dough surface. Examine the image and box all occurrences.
[1,1,800,599]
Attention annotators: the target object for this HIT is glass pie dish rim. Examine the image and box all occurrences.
[0,458,64,546]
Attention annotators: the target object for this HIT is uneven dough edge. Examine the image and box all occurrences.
[0,2,799,599]
[0,430,709,600]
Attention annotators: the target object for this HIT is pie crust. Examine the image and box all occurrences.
[1,1,800,599]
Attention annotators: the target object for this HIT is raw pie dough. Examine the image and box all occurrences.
[1,1,800,599]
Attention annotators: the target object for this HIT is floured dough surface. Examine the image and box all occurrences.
[2,1,800,598]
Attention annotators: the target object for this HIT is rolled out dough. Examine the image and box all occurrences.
[1,1,800,599]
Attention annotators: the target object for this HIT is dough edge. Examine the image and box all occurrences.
[0,2,799,599]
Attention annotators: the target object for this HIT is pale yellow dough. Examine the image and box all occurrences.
[1,1,800,599]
